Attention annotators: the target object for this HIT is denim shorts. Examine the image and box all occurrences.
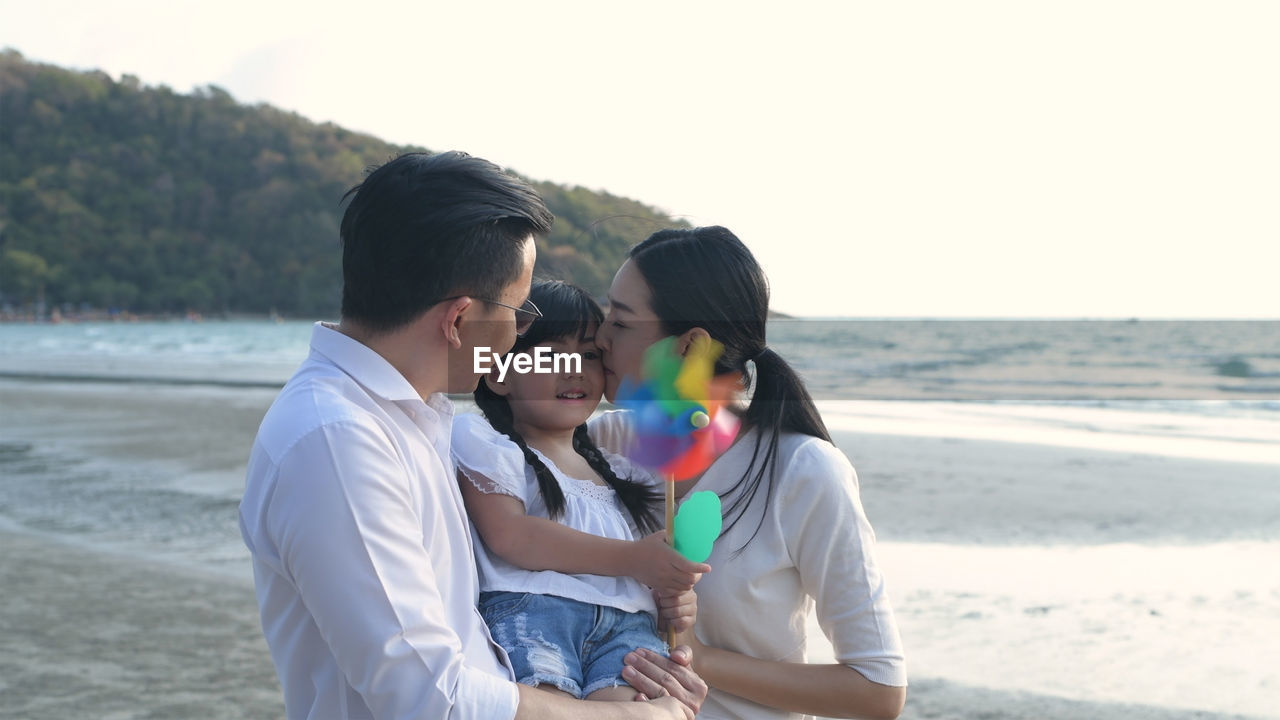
[479,591,668,698]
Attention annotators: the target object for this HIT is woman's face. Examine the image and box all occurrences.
[596,259,667,402]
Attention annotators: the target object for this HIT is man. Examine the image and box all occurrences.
[240,152,705,719]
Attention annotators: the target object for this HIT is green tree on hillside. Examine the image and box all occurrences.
[0,49,685,317]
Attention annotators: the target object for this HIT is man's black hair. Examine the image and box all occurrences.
[339,151,554,332]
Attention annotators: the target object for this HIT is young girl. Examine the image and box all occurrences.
[452,280,711,703]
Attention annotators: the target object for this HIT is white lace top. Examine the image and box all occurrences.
[451,412,664,616]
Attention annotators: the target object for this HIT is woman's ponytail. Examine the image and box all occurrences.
[742,347,830,445]
[718,346,832,549]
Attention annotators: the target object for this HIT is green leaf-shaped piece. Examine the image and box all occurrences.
[673,491,723,563]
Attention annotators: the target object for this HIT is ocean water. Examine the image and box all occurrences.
[0,319,311,386]
[2,318,1278,399]
[1,319,1277,717]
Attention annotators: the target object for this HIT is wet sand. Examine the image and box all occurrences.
[2,528,1266,720]
[0,530,284,719]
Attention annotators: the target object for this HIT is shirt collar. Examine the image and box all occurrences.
[309,321,433,404]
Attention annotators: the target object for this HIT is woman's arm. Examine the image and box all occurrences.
[676,628,904,720]
[458,472,708,593]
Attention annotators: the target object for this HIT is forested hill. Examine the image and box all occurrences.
[0,50,684,317]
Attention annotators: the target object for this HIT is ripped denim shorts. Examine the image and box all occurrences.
[479,591,668,699]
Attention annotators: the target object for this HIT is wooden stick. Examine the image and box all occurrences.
[665,474,677,648]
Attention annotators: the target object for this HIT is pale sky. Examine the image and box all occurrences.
[3,1,1277,318]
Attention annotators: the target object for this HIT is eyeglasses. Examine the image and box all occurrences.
[436,295,542,336]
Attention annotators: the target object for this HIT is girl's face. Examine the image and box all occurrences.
[499,324,605,435]
[596,259,668,402]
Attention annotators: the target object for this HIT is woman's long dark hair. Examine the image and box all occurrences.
[473,280,662,535]
[629,226,831,552]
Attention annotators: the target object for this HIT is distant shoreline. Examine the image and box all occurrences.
[0,310,295,324]
[6,312,1280,324]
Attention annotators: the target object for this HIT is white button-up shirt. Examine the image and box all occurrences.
[240,323,519,720]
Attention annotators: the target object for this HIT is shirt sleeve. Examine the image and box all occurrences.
[451,413,533,503]
[604,449,664,490]
[267,419,520,720]
[587,409,634,456]
[779,439,908,688]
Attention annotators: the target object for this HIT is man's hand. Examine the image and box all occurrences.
[622,646,707,719]
[647,696,697,720]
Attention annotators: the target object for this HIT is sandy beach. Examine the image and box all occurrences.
[1,379,1276,719]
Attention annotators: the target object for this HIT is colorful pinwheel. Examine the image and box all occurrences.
[615,335,739,561]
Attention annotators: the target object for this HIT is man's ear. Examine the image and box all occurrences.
[439,297,473,349]
[481,369,511,397]
[675,327,712,357]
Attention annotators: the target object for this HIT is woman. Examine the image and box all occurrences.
[591,226,907,720]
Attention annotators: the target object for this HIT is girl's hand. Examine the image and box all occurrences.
[655,588,698,633]
[631,531,711,594]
